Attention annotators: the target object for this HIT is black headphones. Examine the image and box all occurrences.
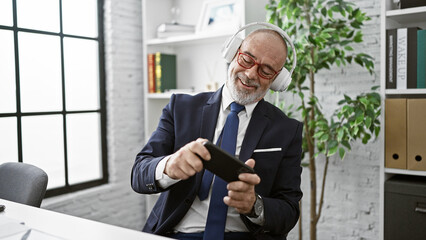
[221,22,296,92]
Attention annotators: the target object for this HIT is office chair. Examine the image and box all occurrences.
[0,162,48,207]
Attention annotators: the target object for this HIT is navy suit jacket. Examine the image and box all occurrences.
[131,87,303,239]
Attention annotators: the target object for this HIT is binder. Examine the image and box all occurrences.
[407,99,426,171]
[399,0,426,9]
[417,29,426,88]
[385,98,407,169]
[386,29,397,89]
[396,28,418,89]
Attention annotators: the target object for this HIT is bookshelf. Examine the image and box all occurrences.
[141,0,269,140]
[380,1,426,239]
[141,0,268,216]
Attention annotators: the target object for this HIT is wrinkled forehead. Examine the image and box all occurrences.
[243,29,287,54]
[240,29,288,67]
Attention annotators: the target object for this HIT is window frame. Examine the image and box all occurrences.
[0,0,108,198]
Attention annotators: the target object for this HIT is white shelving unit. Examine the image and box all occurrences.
[141,0,268,216]
[141,0,269,140]
[380,1,426,239]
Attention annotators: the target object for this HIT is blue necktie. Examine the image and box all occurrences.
[200,102,244,240]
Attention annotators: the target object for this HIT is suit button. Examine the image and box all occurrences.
[184,199,191,204]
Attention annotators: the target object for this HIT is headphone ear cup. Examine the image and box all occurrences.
[270,67,291,91]
[222,36,243,63]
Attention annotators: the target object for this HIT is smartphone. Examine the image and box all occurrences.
[201,141,255,182]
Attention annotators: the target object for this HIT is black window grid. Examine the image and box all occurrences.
[0,0,108,197]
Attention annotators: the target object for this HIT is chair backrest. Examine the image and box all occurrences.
[0,162,48,207]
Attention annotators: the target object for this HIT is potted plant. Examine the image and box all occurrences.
[265,0,381,239]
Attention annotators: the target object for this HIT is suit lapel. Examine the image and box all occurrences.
[197,88,222,187]
[200,88,222,141]
[240,99,269,161]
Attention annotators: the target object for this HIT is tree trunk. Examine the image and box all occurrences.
[308,46,317,240]
[309,149,317,240]
[299,201,302,240]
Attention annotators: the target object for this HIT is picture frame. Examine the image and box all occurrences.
[196,0,243,33]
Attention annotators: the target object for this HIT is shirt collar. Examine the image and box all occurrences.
[222,84,258,118]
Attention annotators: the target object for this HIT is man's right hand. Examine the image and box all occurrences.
[164,138,211,180]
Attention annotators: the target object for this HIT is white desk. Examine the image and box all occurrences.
[0,199,171,240]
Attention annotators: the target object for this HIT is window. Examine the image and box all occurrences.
[0,0,107,197]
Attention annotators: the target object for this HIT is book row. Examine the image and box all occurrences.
[386,28,426,89]
[147,53,177,93]
[385,98,426,171]
[394,0,426,9]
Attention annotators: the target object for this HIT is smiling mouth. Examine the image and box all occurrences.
[239,77,257,89]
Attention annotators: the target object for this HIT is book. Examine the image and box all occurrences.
[386,29,397,89]
[155,52,176,93]
[156,22,195,38]
[396,27,418,89]
[147,53,156,93]
[418,29,426,88]
[398,0,426,9]
[157,31,195,38]
[157,22,195,32]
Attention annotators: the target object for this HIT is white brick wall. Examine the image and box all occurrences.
[41,0,147,231]
[41,0,383,238]
[287,0,382,239]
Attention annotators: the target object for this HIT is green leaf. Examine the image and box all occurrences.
[360,97,369,108]
[328,140,338,149]
[337,128,344,141]
[341,140,351,150]
[339,147,346,160]
[301,162,310,167]
[354,31,363,42]
[340,40,351,46]
[338,99,346,105]
[321,7,327,16]
[344,94,351,102]
[365,116,372,129]
[319,133,329,142]
[375,126,380,137]
[353,126,359,135]
[313,131,325,138]
[362,133,371,144]
[327,146,338,156]
[342,105,350,113]
[328,9,333,18]
[355,113,364,125]
[323,28,336,33]
[314,152,321,158]
[310,25,320,34]
[344,46,354,51]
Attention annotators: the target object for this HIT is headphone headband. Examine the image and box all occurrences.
[222,22,297,92]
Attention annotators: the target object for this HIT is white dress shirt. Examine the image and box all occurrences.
[154,84,264,233]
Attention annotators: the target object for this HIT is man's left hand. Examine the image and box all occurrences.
[224,159,260,214]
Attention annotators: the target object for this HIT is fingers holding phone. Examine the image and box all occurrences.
[164,138,211,180]
[238,159,259,183]
[224,159,260,214]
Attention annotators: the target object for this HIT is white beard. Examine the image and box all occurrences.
[226,63,268,105]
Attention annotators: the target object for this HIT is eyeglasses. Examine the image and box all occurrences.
[236,50,280,80]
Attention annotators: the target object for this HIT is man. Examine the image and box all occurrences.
[131,25,303,240]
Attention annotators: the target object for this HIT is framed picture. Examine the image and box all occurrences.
[196,0,243,33]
